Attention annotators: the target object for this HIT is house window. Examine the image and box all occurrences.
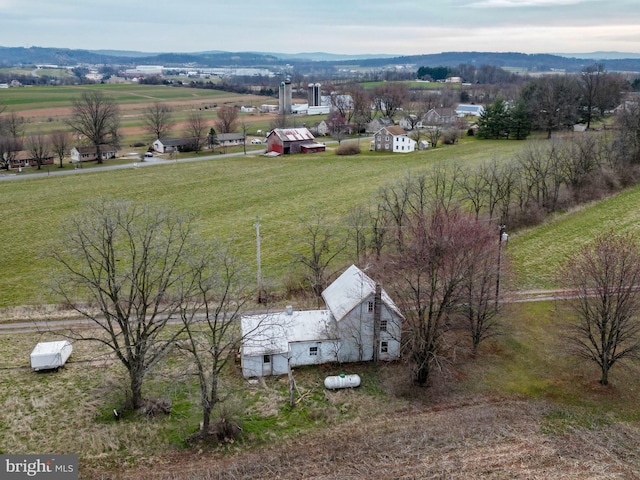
[384,144,389,150]
[263,355,270,364]
[381,342,388,353]
[380,319,388,332]
[385,136,390,142]
[309,346,318,356]
[367,301,374,313]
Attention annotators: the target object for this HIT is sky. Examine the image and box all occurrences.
[2,0,640,57]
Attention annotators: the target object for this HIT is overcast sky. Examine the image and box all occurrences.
[2,0,639,56]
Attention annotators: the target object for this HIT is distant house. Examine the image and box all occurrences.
[373,126,416,153]
[152,137,197,153]
[398,115,421,131]
[266,127,325,155]
[423,108,457,125]
[455,104,485,117]
[365,116,394,134]
[217,133,245,147]
[312,120,331,136]
[70,144,117,163]
[5,150,55,169]
[240,265,403,377]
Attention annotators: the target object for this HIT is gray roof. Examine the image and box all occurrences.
[241,309,335,356]
[321,264,402,322]
[217,133,245,141]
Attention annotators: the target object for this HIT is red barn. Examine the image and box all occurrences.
[266,127,325,155]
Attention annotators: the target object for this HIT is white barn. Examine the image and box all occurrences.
[240,265,403,377]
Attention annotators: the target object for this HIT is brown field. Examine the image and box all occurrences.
[18,93,277,146]
[106,393,640,480]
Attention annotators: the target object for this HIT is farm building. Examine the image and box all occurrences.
[266,127,325,155]
[373,126,416,153]
[455,104,485,117]
[240,265,403,377]
[70,145,117,163]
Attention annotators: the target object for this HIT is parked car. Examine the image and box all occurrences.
[144,152,153,157]
[250,138,262,144]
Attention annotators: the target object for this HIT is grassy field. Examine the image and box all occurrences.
[0,138,524,309]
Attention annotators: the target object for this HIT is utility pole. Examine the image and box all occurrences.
[495,224,507,312]
[255,216,264,303]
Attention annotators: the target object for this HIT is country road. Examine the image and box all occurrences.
[0,289,576,335]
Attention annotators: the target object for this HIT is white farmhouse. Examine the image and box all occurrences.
[240,265,403,377]
[373,126,416,153]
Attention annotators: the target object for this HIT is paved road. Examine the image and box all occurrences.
[0,148,268,181]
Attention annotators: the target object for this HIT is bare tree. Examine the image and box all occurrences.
[378,208,491,385]
[185,110,208,153]
[372,83,408,119]
[51,198,204,410]
[562,232,640,385]
[214,105,239,134]
[7,112,25,141]
[520,75,580,138]
[297,212,346,301]
[349,84,372,134]
[458,222,502,353]
[178,243,251,438]
[344,205,370,265]
[66,90,120,164]
[424,125,443,149]
[26,133,50,170]
[50,131,71,168]
[142,102,174,140]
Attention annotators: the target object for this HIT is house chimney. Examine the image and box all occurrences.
[373,284,382,363]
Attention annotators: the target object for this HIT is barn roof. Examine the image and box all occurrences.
[270,127,315,142]
[321,265,403,323]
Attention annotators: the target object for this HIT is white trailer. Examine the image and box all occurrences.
[30,341,72,371]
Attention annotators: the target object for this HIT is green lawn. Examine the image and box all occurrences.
[509,187,640,290]
[0,140,517,308]
[3,131,640,307]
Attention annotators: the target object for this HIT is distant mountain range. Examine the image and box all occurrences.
[2,46,640,73]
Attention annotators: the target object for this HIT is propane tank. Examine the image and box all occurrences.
[324,373,361,390]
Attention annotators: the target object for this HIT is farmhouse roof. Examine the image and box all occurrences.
[241,309,335,356]
[380,126,408,137]
[73,144,117,154]
[156,137,196,146]
[321,264,403,323]
[217,133,245,141]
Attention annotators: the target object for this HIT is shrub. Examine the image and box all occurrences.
[335,142,361,156]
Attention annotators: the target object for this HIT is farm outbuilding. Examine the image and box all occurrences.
[266,127,324,155]
[240,265,403,377]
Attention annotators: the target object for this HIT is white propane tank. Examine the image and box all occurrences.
[324,373,361,390]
